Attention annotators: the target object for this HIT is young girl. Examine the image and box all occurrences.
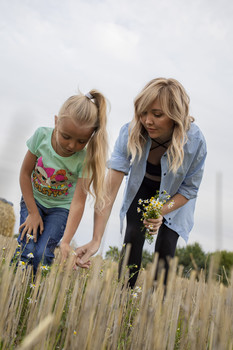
[14,90,108,274]
[71,78,207,288]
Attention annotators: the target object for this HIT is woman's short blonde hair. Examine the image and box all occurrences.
[128,78,194,173]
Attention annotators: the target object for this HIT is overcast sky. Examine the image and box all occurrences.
[0,0,232,255]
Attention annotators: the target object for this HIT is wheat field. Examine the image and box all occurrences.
[0,235,232,350]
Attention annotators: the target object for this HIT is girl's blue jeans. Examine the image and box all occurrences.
[14,197,69,274]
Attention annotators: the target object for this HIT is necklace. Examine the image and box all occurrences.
[150,138,171,151]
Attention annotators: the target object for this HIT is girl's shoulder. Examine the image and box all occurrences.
[28,126,53,141]
[33,126,53,137]
[27,127,53,152]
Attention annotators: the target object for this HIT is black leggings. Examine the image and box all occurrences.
[118,177,179,288]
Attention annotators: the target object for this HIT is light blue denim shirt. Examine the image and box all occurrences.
[107,122,207,243]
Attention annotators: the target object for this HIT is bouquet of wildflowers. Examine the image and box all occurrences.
[137,190,174,244]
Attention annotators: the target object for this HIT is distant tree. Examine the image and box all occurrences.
[105,246,120,262]
[175,242,207,277]
[105,244,233,285]
[207,250,233,285]
[141,250,154,268]
[105,246,154,268]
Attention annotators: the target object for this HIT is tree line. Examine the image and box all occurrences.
[105,243,233,285]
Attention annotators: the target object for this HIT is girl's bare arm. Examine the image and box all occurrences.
[19,150,44,242]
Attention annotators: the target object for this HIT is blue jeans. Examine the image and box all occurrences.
[14,198,69,274]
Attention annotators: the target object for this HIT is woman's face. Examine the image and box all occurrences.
[140,99,174,142]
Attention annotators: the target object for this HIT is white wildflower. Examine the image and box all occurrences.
[26,234,33,240]
[134,286,142,293]
[18,261,26,270]
[168,200,175,209]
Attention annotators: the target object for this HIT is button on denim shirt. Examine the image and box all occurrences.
[107,122,207,243]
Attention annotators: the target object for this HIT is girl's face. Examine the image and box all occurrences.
[52,116,95,157]
[140,99,174,142]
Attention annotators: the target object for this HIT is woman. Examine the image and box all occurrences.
[72,78,207,288]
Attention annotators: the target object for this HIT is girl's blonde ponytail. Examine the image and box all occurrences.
[83,90,108,210]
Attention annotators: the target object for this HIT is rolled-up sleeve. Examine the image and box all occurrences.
[178,137,207,199]
[107,124,131,174]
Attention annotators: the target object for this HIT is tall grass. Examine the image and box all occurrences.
[0,235,232,350]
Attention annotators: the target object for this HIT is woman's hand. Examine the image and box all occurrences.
[19,212,44,242]
[143,215,163,235]
[74,240,100,269]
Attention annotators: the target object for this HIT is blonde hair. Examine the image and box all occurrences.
[128,78,194,173]
[58,90,108,210]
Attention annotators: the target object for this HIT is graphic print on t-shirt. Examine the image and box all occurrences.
[32,156,73,197]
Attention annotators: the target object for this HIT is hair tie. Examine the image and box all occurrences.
[85,92,94,100]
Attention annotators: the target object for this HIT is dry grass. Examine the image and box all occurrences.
[0,235,232,350]
[0,201,15,237]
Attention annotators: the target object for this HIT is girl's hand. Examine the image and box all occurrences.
[60,241,72,261]
[19,213,44,242]
[75,254,91,269]
[143,215,163,235]
[74,240,100,269]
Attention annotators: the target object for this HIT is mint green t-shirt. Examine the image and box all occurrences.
[26,127,87,210]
